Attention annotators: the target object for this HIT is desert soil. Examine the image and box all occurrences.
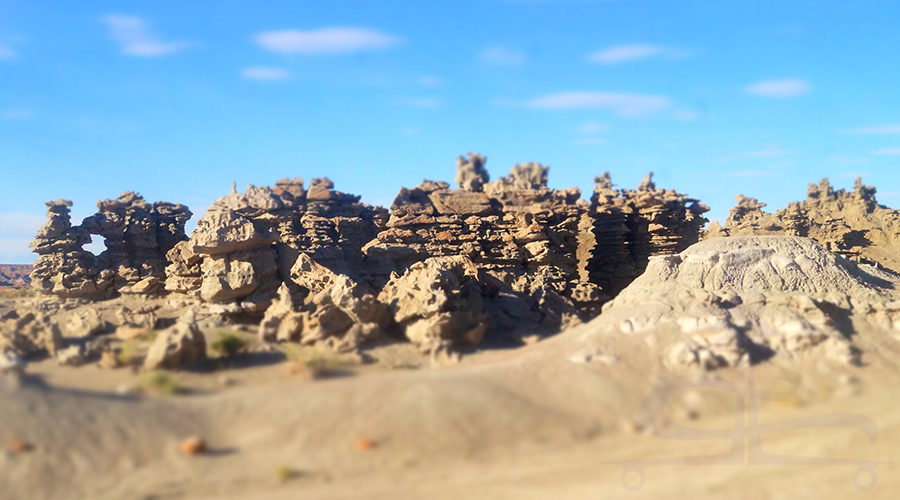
[2,313,899,500]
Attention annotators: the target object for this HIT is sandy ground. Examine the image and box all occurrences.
[3,305,900,500]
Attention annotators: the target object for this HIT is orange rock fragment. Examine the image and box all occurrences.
[356,438,377,451]
[9,438,33,454]
[180,436,206,455]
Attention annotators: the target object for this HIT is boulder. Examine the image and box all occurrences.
[143,320,207,370]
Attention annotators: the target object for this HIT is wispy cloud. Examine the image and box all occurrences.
[573,137,607,146]
[0,212,45,263]
[0,45,15,59]
[744,79,810,98]
[255,28,402,55]
[873,148,900,156]
[579,121,610,133]
[241,67,290,81]
[393,98,442,108]
[846,124,900,135]
[102,14,190,57]
[480,46,527,65]
[524,91,671,117]
[588,44,689,64]
[402,127,421,135]
[418,76,444,87]
[829,155,870,165]
[1,109,34,119]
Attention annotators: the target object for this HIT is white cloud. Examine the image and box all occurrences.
[573,137,607,146]
[1,109,34,119]
[525,92,671,117]
[393,98,442,108]
[0,45,15,59]
[829,155,870,165]
[744,79,810,98]
[102,14,190,57]
[672,109,701,121]
[418,76,444,87]
[480,46,527,65]
[0,212,44,263]
[579,121,610,133]
[846,125,900,135]
[255,28,402,55]
[241,67,290,81]
[873,148,900,156]
[588,44,688,64]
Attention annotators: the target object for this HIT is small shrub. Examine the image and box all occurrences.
[139,370,180,396]
[281,345,343,380]
[210,332,249,359]
[139,330,158,343]
[117,341,141,366]
[275,465,300,482]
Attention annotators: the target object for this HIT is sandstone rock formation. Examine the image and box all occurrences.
[29,193,191,299]
[378,256,488,352]
[258,255,388,351]
[25,154,713,355]
[29,200,109,298]
[143,316,207,370]
[590,236,898,371]
[578,172,709,296]
[363,158,601,343]
[81,192,192,295]
[708,178,900,273]
[0,310,63,358]
[168,178,387,314]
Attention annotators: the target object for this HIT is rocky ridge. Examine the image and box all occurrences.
[22,154,710,359]
[708,177,900,272]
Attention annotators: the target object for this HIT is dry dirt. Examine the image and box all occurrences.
[3,237,900,500]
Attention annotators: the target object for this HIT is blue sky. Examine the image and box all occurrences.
[2,0,899,263]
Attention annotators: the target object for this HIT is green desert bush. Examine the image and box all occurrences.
[281,345,344,380]
[138,370,180,396]
[210,331,249,358]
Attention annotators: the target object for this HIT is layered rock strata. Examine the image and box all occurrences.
[168,178,387,314]
[708,178,900,272]
[29,193,190,299]
[364,157,603,342]
[82,192,192,295]
[29,200,110,298]
[578,172,710,296]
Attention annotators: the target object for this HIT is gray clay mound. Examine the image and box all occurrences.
[620,235,896,300]
[586,236,900,371]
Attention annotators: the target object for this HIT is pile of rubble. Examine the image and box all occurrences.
[708,177,900,272]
